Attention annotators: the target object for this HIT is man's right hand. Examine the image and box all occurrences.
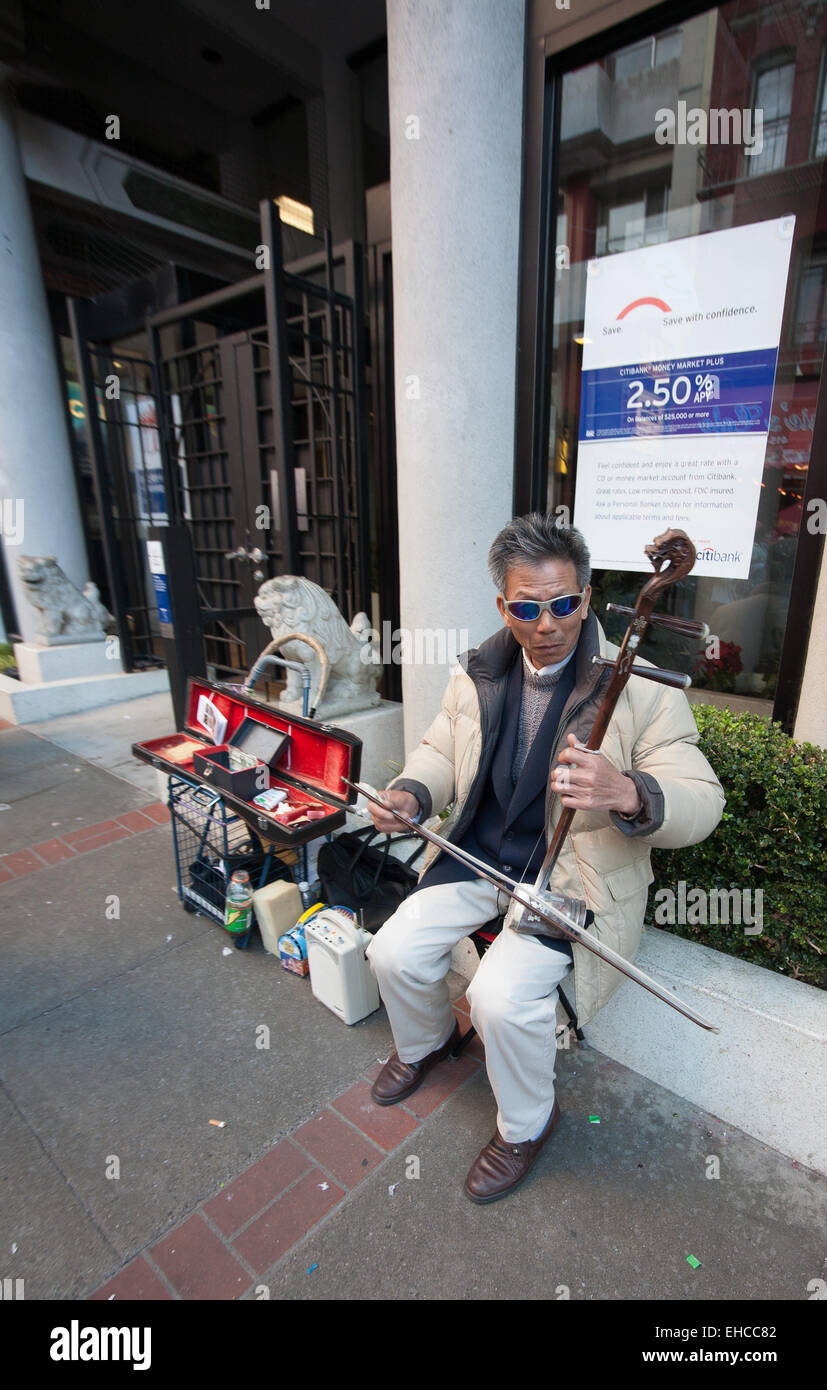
[368,788,420,834]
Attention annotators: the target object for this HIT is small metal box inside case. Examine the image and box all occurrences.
[193,718,290,799]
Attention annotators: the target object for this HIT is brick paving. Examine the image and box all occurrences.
[88,1004,479,1300]
[0,803,171,882]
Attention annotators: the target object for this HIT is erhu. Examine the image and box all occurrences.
[316,529,719,1033]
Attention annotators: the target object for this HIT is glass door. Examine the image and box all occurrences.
[544,0,826,712]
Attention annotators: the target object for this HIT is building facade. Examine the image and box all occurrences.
[389,0,826,748]
[1,0,824,750]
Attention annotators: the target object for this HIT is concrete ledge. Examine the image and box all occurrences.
[14,640,113,683]
[317,699,404,789]
[0,668,170,723]
[582,926,826,1174]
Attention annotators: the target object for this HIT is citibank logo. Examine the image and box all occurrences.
[695,540,742,563]
[617,297,672,319]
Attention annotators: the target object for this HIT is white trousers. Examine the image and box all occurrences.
[364,877,574,1143]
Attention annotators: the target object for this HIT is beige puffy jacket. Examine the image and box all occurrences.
[389,610,725,1027]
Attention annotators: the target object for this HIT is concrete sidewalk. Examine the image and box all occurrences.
[1,708,825,1301]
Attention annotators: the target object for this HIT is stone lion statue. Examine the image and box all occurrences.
[17,555,116,645]
[253,574,381,718]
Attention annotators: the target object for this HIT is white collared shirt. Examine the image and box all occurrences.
[522,645,576,678]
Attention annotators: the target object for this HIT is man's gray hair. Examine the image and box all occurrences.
[487,513,591,593]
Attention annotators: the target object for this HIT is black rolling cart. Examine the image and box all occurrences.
[168,774,295,949]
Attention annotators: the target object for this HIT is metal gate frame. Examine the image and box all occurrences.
[144,201,372,712]
[63,323,177,673]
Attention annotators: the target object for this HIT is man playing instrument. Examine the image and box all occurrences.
[364,514,725,1203]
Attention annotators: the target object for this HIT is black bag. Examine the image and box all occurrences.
[316,825,426,931]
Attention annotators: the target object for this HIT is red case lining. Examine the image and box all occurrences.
[184,680,353,797]
[132,680,361,842]
[135,733,206,773]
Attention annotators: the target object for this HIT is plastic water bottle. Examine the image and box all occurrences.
[224,870,253,936]
[298,880,316,909]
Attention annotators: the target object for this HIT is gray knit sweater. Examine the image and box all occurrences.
[511,647,575,784]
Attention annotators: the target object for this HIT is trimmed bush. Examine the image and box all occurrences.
[650,704,827,989]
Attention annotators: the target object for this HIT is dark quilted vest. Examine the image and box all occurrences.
[412,649,577,955]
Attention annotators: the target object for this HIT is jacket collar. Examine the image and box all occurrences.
[461,607,608,705]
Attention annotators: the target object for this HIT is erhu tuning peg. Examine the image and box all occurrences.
[606,603,709,641]
[591,655,692,689]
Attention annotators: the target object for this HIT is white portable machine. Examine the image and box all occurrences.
[304,908,381,1025]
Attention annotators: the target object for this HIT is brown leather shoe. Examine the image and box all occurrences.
[463,1098,561,1204]
[370,1019,461,1106]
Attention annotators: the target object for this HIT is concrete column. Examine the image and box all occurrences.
[386,0,527,750]
[0,81,90,643]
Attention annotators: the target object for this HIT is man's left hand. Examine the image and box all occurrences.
[551,734,641,815]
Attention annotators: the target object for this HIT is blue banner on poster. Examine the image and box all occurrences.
[147,540,173,628]
[578,347,779,442]
[151,570,172,626]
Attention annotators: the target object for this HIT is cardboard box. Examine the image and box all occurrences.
[280,925,310,976]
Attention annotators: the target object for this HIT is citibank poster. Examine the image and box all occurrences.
[573,216,795,579]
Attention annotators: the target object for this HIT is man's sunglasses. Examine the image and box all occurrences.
[502,591,586,622]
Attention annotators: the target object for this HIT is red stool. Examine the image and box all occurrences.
[450,913,584,1058]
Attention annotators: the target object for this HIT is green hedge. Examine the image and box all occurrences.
[649,705,827,989]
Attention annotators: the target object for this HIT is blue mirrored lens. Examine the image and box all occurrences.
[508,601,541,620]
[551,594,581,616]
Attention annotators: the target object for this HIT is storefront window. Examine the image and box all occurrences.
[815,48,827,157]
[545,0,826,710]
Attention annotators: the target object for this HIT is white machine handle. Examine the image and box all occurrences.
[312,908,369,948]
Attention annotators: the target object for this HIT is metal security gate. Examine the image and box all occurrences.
[151,328,264,680]
[147,205,372,690]
[64,315,171,674]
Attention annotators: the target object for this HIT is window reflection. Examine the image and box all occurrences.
[746,59,795,177]
[549,0,826,706]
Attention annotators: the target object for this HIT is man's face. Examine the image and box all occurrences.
[495,558,591,669]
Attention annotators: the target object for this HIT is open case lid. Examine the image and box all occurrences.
[184,678,361,806]
[228,717,290,767]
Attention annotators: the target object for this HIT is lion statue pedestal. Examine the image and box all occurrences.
[0,556,169,724]
[13,555,120,684]
[17,556,115,646]
[253,575,382,720]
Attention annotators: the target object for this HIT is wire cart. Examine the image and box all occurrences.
[167,644,333,948]
[168,774,294,948]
